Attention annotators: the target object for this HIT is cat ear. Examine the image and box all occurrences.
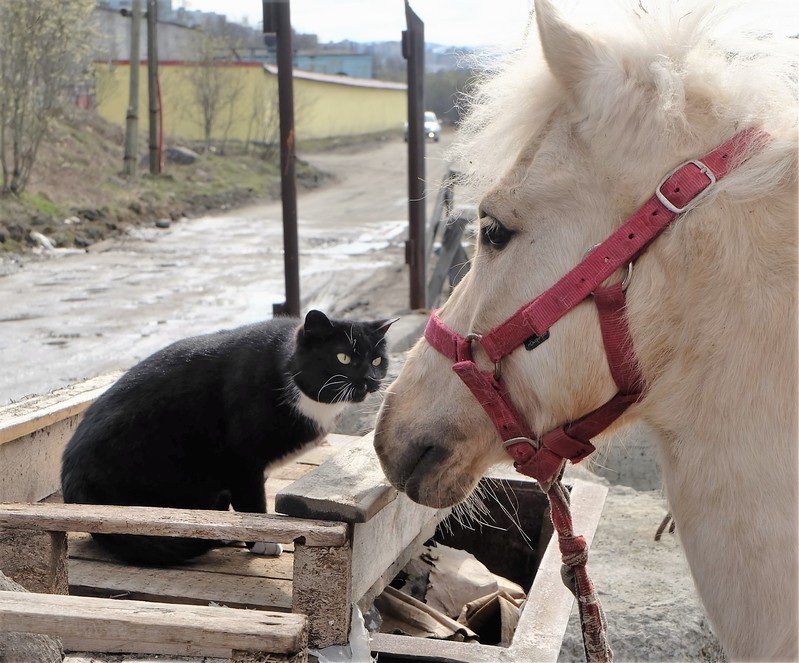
[303,310,334,336]
[372,317,400,338]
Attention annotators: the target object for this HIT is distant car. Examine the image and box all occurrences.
[404,111,441,142]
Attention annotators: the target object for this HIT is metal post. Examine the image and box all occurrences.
[147,0,160,175]
[264,1,300,318]
[403,1,426,309]
[123,0,142,177]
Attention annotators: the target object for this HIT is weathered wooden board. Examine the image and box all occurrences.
[0,590,306,657]
[68,532,294,580]
[0,529,67,594]
[69,558,293,611]
[354,506,446,611]
[350,494,446,604]
[292,544,353,649]
[275,433,398,523]
[0,503,348,547]
[0,418,80,503]
[0,374,118,446]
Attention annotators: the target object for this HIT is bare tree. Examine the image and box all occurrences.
[186,29,245,151]
[0,0,96,195]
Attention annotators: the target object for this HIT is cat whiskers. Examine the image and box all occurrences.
[316,374,351,402]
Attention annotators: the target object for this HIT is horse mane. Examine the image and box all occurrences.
[451,0,798,206]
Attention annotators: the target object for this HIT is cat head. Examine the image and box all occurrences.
[290,310,397,404]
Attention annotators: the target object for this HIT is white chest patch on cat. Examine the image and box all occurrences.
[294,391,349,430]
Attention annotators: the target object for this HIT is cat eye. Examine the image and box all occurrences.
[372,357,382,367]
[336,353,352,365]
[479,216,514,250]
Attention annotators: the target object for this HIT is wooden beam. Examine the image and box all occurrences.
[0,590,307,657]
[0,529,67,595]
[275,433,398,523]
[0,503,348,548]
[0,374,118,447]
[292,544,352,649]
[0,374,119,503]
[350,495,446,605]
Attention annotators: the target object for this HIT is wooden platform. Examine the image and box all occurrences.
[50,441,342,613]
[0,376,609,661]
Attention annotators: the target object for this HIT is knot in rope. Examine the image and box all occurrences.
[559,532,588,568]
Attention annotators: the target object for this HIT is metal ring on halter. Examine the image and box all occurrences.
[620,261,633,291]
[502,436,540,451]
[582,243,634,292]
[465,332,502,379]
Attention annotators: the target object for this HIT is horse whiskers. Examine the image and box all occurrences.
[438,478,534,550]
[481,477,533,549]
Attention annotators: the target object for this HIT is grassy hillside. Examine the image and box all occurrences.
[0,108,327,253]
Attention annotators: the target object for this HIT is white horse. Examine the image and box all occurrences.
[374,0,797,659]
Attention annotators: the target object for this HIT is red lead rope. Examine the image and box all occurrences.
[548,478,613,662]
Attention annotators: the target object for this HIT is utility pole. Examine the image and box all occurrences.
[123,0,142,177]
[264,1,300,318]
[404,1,426,309]
[147,0,160,174]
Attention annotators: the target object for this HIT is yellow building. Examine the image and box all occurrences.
[95,61,407,144]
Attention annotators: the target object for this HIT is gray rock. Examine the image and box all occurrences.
[165,146,200,165]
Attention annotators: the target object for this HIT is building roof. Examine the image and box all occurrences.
[262,64,406,90]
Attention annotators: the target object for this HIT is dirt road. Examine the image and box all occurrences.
[0,134,452,405]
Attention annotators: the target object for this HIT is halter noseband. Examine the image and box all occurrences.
[425,127,768,485]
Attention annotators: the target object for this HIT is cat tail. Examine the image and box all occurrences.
[90,532,223,566]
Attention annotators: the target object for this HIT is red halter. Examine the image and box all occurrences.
[425,127,768,485]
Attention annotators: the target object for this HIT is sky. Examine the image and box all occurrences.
[175,0,798,49]
[175,0,537,49]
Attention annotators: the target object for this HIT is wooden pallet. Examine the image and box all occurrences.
[0,378,449,658]
[0,375,610,662]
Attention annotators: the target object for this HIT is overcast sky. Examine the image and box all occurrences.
[176,0,536,48]
[177,0,797,49]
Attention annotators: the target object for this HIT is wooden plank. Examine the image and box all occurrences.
[68,533,294,581]
[355,508,445,611]
[350,495,447,604]
[0,374,119,446]
[275,433,398,523]
[0,590,306,657]
[0,417,78,503]
[68,558,293,611]
[292,544,352,649]
[0,503,348,547]
[268,462,325,482]
[0,529,68,594]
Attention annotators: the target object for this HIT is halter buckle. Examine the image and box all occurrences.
[656,159,716,214]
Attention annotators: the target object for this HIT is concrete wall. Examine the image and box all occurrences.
[95,63,407,143]
[95,6,199,62]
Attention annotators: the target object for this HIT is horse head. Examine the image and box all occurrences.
[375,2,797,656]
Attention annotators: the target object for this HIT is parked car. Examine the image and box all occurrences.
[404,111,441,142]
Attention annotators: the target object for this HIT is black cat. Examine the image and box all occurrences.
[61,310,394,565]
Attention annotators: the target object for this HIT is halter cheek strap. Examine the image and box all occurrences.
[424,127,768,485]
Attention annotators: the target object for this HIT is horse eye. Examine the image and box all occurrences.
[480,217,514,249]
[336,353,352,365]
[372,357,382,367]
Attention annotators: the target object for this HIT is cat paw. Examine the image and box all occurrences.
[248,542,283,556]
